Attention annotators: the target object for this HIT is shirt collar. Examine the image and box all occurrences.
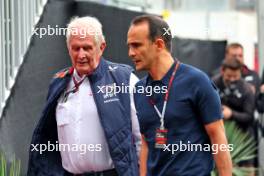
[73,69,87,82]
[146,61,177,87]
[71,57,107,82]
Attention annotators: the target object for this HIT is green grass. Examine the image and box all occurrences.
[0,153,21,176]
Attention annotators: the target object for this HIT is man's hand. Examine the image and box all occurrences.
[205,119,232,176]
[260,84,264,93]
[222,105,232,119]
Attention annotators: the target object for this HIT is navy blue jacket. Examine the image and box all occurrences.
[27,58,139,176]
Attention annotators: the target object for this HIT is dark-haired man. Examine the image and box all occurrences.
[212,43,260,94]
[213,59,255,129]
[127,14,232,176]
[226,43,260,93]
[213,58,255,171]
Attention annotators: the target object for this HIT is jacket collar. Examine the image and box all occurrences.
[88,57,108,82]
[67,57,107,82]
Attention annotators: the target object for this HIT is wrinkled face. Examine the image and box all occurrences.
[127,22,157,71]
[222,68,241,86]
[226,47,244,64]
[68,32,105,76]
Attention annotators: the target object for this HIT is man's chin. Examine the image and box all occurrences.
[135,65,146,71]
[76,67,94,76]
[135,67,141,71]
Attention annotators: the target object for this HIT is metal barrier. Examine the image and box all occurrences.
[0,0,47,117]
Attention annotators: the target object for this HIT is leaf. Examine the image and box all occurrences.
[211,121,258,175]
[0,152,21,176]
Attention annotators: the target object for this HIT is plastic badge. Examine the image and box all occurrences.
[155,128,168,149]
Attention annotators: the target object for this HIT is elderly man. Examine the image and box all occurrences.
[27,16,141,176]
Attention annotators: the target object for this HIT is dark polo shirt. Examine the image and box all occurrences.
[134,62,223,176]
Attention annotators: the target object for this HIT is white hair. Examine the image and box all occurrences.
[66,16,105,46]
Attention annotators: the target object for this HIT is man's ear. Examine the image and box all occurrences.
[220,67,225,75]
[155,38,166,50]
[100,42,106,53]
[67,43,72,57]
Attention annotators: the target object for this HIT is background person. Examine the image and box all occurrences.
[213,59,255,132]
[213,58,256,175]
[212,43,260,94]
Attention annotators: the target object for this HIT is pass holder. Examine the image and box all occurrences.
[155,127,168,149]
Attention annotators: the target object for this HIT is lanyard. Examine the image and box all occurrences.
[62,75,86,102]
[150,61,180,129]
[72,76,86,93]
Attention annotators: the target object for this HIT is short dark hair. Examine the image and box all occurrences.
[226,43,243,53]
[222,58,242,71]
[130,15,172,52]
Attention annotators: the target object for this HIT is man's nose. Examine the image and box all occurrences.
[230,77,236,82]
[78,48,86,59]
[128,48,136,58]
